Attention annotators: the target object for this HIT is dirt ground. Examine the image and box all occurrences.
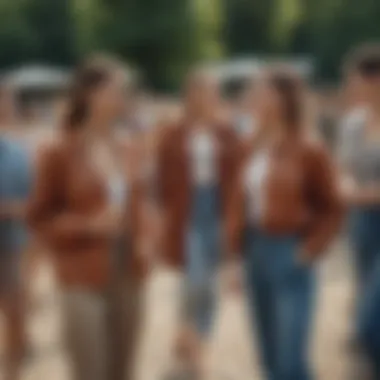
[0,239,355,380]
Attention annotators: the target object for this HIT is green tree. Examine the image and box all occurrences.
[0,0,75,69]
[72,0,199,90]
[223,0,277,55]
[0,0,36,68]
[193,0,224,60]
[313,0,380,80]
[271,0,304,52]
[23,0,75,64]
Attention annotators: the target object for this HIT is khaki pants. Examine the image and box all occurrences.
[61,281,143,380]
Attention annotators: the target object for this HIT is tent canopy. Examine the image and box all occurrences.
[3,65,70,92]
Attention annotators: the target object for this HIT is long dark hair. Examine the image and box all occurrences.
[267,68,305,133]
[63,56,121,132]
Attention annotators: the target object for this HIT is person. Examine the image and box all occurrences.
[156,70,240,379]
[340,45,380,378]
[27,56,149,380]
[315,89,339,152]
[123,84,155,135]
[120,83,161,270]
[233,78,258,139]
[227,67,344,380]
[0,85,32,380]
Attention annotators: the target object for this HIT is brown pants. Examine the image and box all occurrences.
[61,281,143,380]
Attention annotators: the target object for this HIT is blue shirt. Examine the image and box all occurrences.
[0,136,32,254]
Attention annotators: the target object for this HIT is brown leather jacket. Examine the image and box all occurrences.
[227,134,345,258]
[156,119,240,267]
[27,135,146,290]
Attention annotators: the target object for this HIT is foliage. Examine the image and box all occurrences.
[1,0,380,87]
[0,0,74,68]
[73,0,203,90]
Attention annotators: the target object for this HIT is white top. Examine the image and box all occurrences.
[236,113,257,137]
[107,173,128,210]
[90,141,129,211]
[338,106,368,166]
[339,106,380,184]
[244,149,270,223]
[188,128,218,186]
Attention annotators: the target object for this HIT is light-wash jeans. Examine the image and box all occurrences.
[181,185,221,337]
[0,138,31,296]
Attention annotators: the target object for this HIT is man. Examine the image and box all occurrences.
[0,85,32,380]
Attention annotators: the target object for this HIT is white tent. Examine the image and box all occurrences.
[202,56,314,83]
[3,65,70,91]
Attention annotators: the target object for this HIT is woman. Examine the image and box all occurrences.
[340,46,380,377]
[27,57,148,380]
[228,68,344,380]
[0,84,32,380]
[233,79,258,139]
[157,70,239,378]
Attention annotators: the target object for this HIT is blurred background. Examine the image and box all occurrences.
[1,0,380,89]
[1,0,379,137]
[1,0,379,379]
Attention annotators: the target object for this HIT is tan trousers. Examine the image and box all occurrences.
[61,281,143,380]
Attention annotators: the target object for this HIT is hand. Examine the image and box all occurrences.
[0,201,26,220]
[136,237,156,272]
[87,207,122,236]
[221,259,243,295]
[123,139,145,184]
[342,181,380,206]
[340,176,357,204]
[296,247,313,267]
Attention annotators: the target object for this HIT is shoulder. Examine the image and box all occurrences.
[35,136,71,169]
[213,114,239,141]
[0,137,31,170]
[1,137,24,156]
[155,115,184,150]
[343,107,367,125]
[300,135,332,162]
[340,107,367,138]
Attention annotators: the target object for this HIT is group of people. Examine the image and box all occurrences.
[0,45,380,380]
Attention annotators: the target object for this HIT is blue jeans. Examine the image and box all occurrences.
[182,186,220,337]
[0,139,31,255]
[0,138,32,295]
[351,207,380,377]
[244,229,315,380]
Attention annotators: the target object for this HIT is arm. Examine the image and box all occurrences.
[0,201,26,220]
[342,181,380,206]
[225,168,245,260]
[26,144,102,250]
[123,138,155,275]
[222,127,246,260]
[302,143,345,258]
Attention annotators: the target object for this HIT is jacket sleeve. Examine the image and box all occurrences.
[26,144,96,250]
[155,124,171,210]
[225,133,247,259]
[302,142,345,257]
[226,169,245,259]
